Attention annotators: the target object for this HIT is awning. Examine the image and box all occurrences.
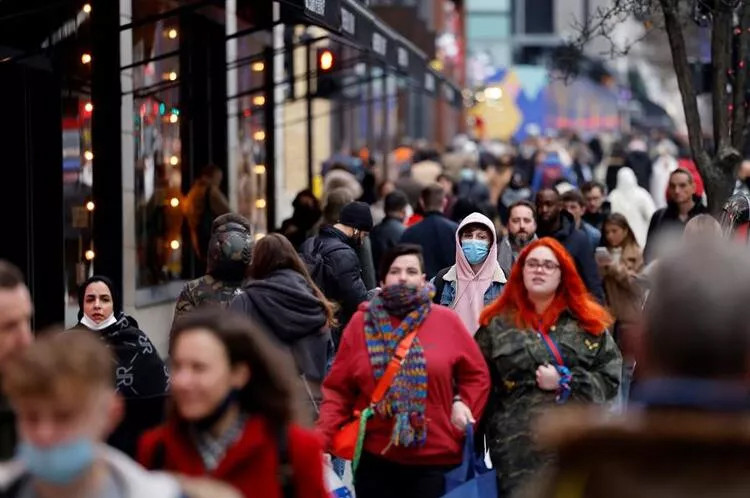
[280,0,462,108]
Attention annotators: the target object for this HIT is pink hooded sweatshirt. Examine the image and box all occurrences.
[444,212,506,335]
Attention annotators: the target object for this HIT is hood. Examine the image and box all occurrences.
[615,167,639,192]
[455,212,499,275]
[243,269,327,342]
[207,214,253,280]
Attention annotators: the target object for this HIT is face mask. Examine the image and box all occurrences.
[17,438,95,485]
[462,240,490,265]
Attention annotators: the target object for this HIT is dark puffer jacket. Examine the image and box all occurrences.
[300,225,368,337]
[172,214,253,329]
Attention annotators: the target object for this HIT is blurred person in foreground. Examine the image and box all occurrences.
[475,238,621,496]
[518,240,750,498]
[172,214,253,331]
[0,261,33,460]
[0,330,183,498]
[139,310,327,498]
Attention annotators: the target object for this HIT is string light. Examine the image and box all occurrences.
[170,240,180,250]
[169,113,179,124]
[84,150,94,161]
[86,201,95,211]
[83,3,92,13]
[169,155,179,166]
[253,165,266,174]
[170,197,180,208]
[253,130,266,141]
[251,62,265,72]
[168,71,178,81]
[81,53,92,64]
[85,250,95,261]
[167,28,178,39]
[84,102,94,113]
[252,95,266,106]
[255,199,267,209]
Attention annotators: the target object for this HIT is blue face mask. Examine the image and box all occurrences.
[462,239,490,265]
[17,438,95,484]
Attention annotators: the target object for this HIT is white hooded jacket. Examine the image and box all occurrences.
[608,167,656,247]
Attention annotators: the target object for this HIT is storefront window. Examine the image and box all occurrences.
[130,15,184,288]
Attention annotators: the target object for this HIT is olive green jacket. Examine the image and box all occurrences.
[475,311,622,496]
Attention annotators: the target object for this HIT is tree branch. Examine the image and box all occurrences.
[733,3,750,151]
[712,4,734,153]
[658,0,710,169]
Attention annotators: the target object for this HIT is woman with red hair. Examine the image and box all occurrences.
[475,237,622,496]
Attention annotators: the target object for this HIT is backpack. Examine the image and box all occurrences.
[299,237,347,296]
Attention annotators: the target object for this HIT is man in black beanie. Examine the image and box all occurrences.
[301,201,372,345]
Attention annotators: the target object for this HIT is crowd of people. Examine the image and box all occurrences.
[2,131,750,497]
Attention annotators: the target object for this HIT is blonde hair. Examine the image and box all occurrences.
[3,329,113,399]
[683,214,721,242]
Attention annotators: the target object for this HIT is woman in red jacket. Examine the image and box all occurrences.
[317,243,491,498]
[138,309,327,498]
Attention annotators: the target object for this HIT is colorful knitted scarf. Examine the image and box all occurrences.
[365,282,434,449]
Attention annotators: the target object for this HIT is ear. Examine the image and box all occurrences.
[230,363,251,390]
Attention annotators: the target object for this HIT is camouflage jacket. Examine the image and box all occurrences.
[475,311,622,496]
[172,275,243,328]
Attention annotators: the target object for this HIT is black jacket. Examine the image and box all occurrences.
[300,225,368,333]
[370,216,406,273]
[644,196,708,263]
[399,211,459,279]
[539,211,605,302]
[582,201,612,234]
[74,314,168,457]
[231,269,331,382]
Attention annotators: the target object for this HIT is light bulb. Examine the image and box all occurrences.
[86,201,95,211]
[170,197,180,208]
[168,71,177,81]
[253,131,266,141]
[170,240,180,250]
[167,28,178,40]
[255,199,267,209]
[84,102,93,113]
[83,4,92,14]
[251,62,265,72]
[84,150,94,161]
[81,53,92,64]
[169,155,179,166]
[85,250,95,261]
[253,165,266,174]
[169,113,179,124]
[252,95,266,106]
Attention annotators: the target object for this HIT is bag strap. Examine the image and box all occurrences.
[369,329,419,405]
[538,327,565,367]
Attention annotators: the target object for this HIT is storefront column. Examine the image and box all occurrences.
[91,0,123,296]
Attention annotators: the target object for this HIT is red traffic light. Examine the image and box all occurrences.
[319,49,334,71]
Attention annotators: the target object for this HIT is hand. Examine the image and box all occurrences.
[451,400,475,431]
[536,364,561,391]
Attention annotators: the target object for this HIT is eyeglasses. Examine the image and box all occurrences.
[524,258,560,273]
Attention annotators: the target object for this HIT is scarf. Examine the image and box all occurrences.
[453,213,502,335]
[365,283,434,449]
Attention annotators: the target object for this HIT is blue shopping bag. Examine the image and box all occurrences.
[443,424,498,498]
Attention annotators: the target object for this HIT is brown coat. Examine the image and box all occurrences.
[598,243,644,327]
[516,406,750,498]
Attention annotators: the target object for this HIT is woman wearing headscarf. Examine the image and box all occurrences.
[432,212,506,335]
[475,238,622,496]
[74,276,169,457]
[318,244,490,498]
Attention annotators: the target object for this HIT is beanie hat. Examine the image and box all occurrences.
[339,201,374,232]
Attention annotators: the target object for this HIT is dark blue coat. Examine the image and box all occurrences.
[399,211,459,279]
[540,211,605,302]
[370,216,405,274]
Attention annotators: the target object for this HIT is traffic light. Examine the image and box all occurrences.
[315,47,340,98]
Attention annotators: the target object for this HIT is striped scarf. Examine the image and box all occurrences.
[365,283,434,449]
